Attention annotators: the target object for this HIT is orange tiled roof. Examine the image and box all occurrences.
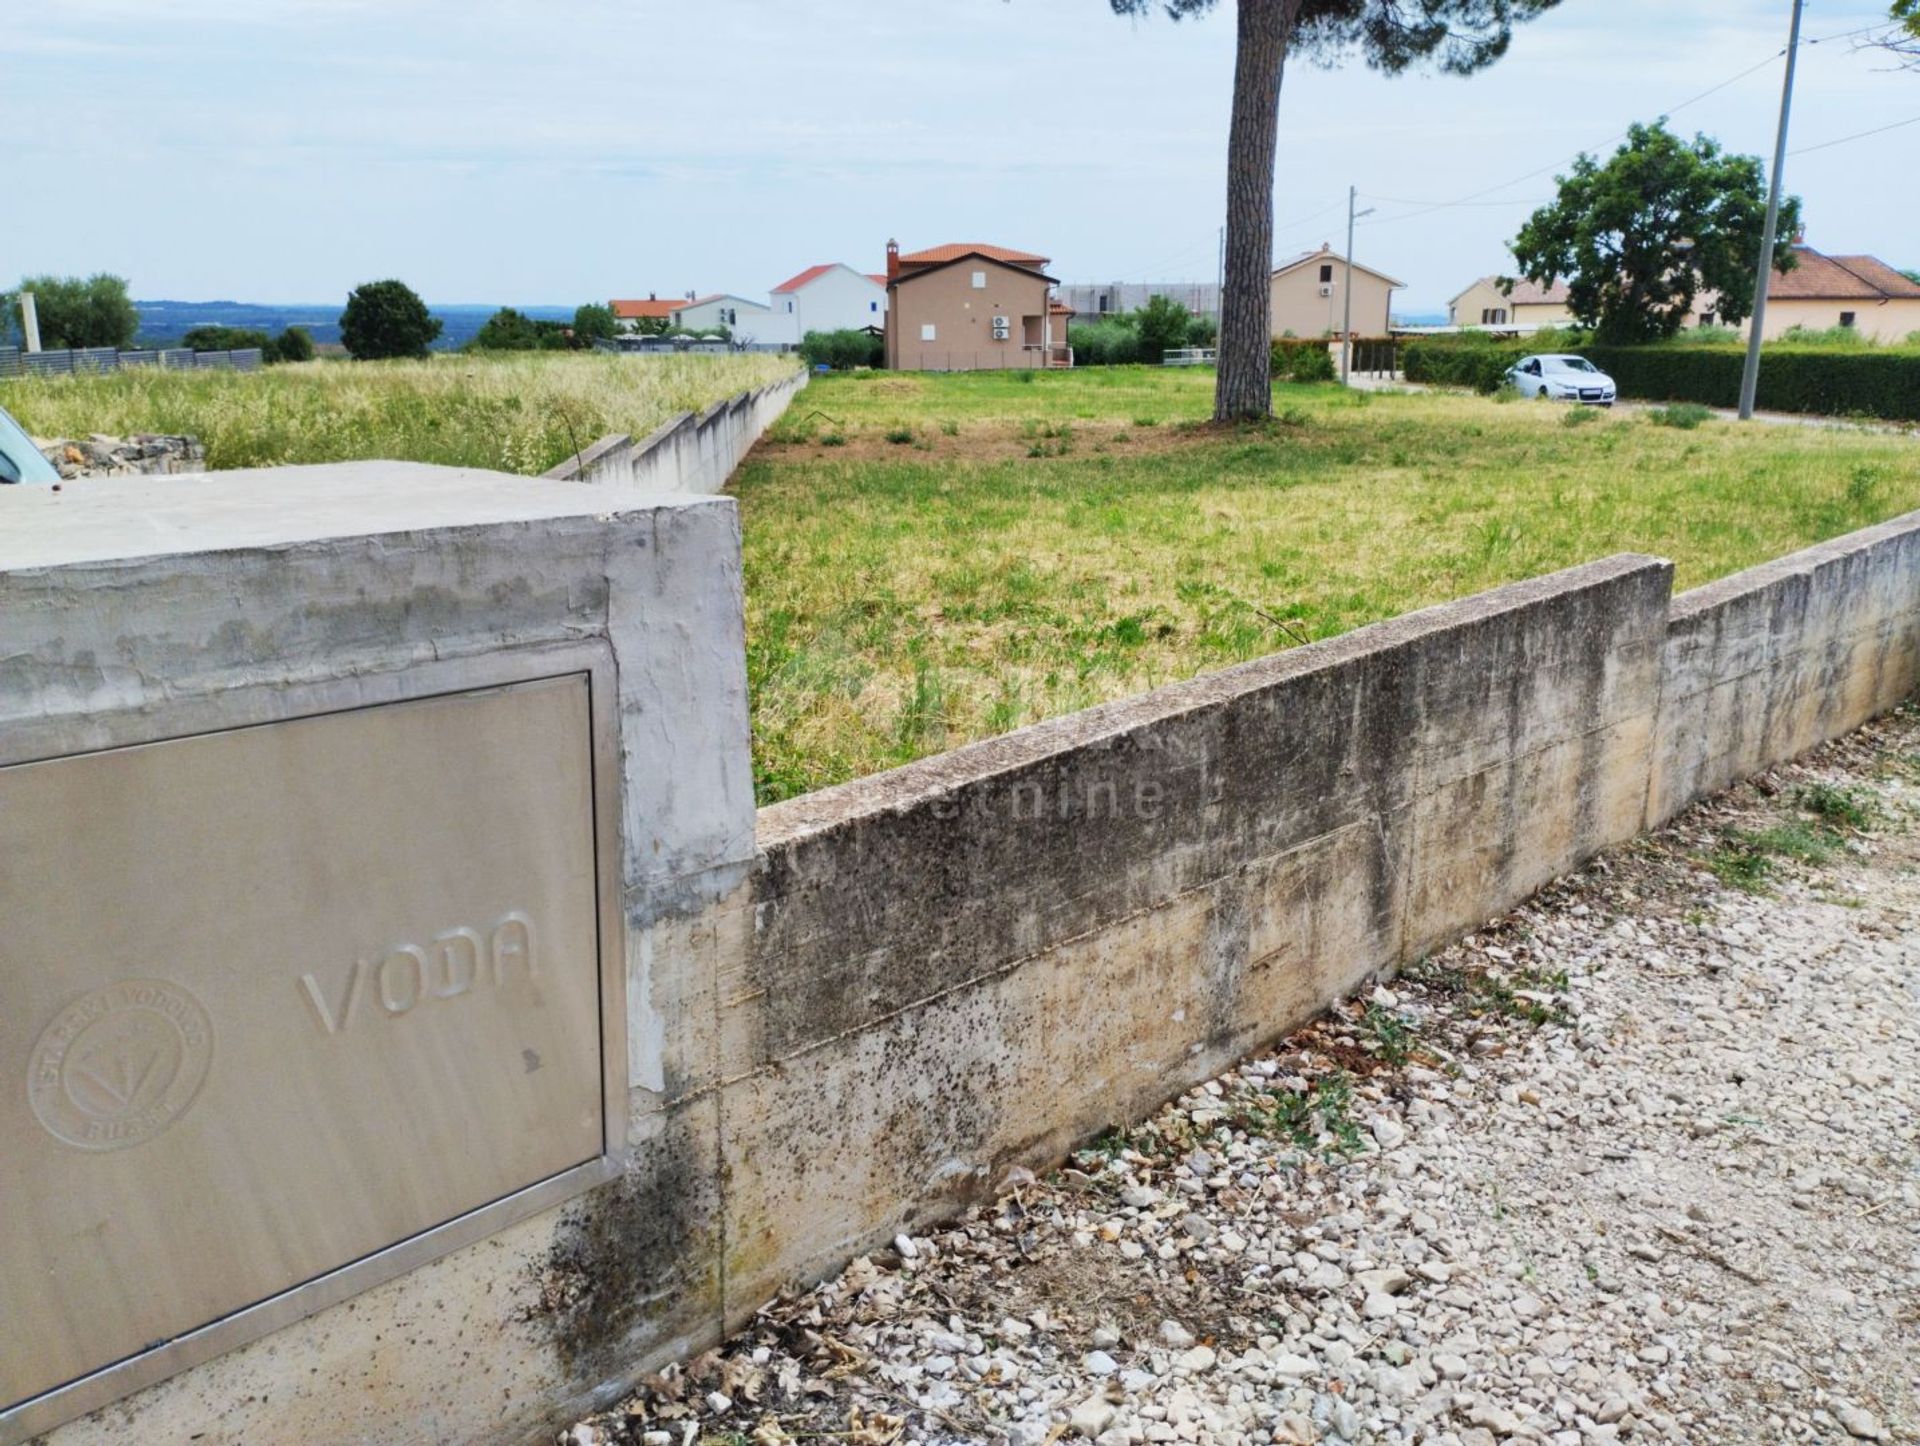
[898,242,1050,268]
[771,264,836,294]
[1770,246,1920,300]
[611,298,683,319]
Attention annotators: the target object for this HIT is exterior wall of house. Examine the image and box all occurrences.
[887,259,1053,371]
[673,297,788,345]
[1451,279,1517,327]
[1270,261,1395,338]
[1760,297,1920,343]
[782,268,887,337]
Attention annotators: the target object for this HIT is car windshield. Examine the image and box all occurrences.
[1552,357,1597,373]
[0,403,60,485]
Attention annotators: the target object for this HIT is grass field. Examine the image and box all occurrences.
[739,367,1920,802]
[0,352,794,475]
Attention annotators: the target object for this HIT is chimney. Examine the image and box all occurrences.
[1790,223,1806,246]
[886,238,900,283]
[648,291,656,301]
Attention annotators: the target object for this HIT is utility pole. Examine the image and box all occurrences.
[1341,185,1376,385]
[19,292,42,354]
[1215,225,1225,334]
[1738,0,1804,420]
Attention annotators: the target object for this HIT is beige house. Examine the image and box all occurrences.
[1758,246,1920,341]
[1270,244,1402,338]
[1449,244,1920,340]
[1448,276,1576,329]
[884,241,1069,371]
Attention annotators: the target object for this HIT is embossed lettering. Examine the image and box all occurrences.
[298,912,540,1034]
[377,946,425,1015]
[490,912,536,983]
[430,928,481,999]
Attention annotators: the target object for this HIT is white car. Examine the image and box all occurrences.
[1505,354,1616,406]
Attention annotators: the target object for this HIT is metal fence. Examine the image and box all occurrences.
[0,346,262,379]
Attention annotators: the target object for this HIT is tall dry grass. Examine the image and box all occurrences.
[0,352,796,474]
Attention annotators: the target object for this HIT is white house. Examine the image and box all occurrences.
[670,294,793,345]
[769,263,887,338]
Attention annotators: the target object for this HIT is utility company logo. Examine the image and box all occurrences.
[28,980,214,1151]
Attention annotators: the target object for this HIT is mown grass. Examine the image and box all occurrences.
[0,352,795,475]
[741,367,1920,802]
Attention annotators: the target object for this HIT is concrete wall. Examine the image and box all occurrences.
[544,367,806,492]
[1760,296,1920,342]
[22,477,1920,1444]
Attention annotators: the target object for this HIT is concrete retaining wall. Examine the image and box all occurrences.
[544,368,806,492]
[31,495,1920,1445]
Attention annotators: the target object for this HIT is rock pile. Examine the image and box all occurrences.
[571,713,1920,1446]
[36,433,206,479]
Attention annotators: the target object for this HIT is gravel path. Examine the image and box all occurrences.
[573,709,1920,1446]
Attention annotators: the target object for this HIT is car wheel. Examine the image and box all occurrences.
[1536,386,1550,400]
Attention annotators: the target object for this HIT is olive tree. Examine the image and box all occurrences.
[1110,0,1559,420]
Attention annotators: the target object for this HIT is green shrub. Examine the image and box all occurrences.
[1069,318,1144,366]
[798,328,884,370]
[1561,405,1601,426]
[268,326,315,364]
[182,324,273,353]
[1270,338,1336,383]
[1648,402,1714,429]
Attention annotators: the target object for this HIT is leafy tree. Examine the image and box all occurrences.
[1510,121,1797,343]
[573,303,618,345]
[474,307,542,351]
[183,324,272,353]
[8,273,139,350]
[340,279,442,360]
[269,325,316,364]
[1135,294,1197,363]
[1874,0,1918,62]
[1903,268,1920,286]
[632,314,672,337]
[1109,0,1556,420]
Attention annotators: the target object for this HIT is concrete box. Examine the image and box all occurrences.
[0,464,754,1444]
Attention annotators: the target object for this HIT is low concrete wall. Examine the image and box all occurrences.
[544,368,807,492]
[1651,512,1920,821]
[29,495,1920,1445]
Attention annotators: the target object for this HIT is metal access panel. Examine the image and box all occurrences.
[0,651,626,1441]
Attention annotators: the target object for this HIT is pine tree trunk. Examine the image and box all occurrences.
[1215,0,1296,422]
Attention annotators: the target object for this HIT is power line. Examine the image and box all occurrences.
[1349,24,1842,231]
[1790,111,1920,155]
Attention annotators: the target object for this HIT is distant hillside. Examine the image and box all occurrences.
[133,300,577,351]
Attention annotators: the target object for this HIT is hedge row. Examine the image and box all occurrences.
[1271,338,1337,382]
[1579,345,1920,422]
[1402,335,1920,420]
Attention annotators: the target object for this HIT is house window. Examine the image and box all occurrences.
[971,271,987,289]
[1700,312,1716,328]
[1481,308,1507,325]
[786,300,794,312]
[1319,264,1333,283]
[921,323,937,341]
[1840,311,1857,329]
[870,301,878,312]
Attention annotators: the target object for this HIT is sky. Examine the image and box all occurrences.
[4,0,1915,315]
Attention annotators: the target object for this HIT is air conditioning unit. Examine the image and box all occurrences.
[991,315,1009,328]
[1318,284,1334,297]
[991,326,1011,341]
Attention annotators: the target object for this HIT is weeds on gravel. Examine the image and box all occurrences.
[1236,1071,1366,1160]
[1361,1003,1417,1065]
[1402,957,1570,1027]
[1794,781,1879,832]
[1706,785,1877,892]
